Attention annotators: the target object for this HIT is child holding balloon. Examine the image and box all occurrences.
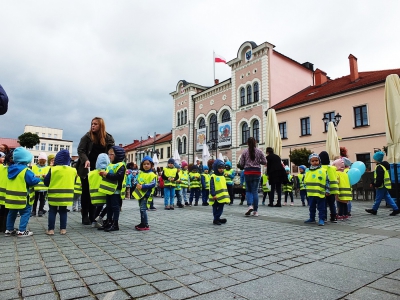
[332,159,352,220]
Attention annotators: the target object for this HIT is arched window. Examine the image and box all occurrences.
[180,111,184,126]
[253,82,259,102]
[177,112,181,126]
[199,117,205,129]
[221,110,230,122]
[182,136,187,153]
[240,88,245,106]
[247,85,252,104]
[177,138,182,154]
[253,120,260,142]
[209,114,218,141]
[242,123,249,144]
[184,110,187,124]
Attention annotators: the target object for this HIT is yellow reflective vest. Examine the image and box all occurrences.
[297,173,306,190]
[5,168,35,209]
[201,173,210,190]
[180,170,189,188]
[209,174,230,205]
[175,172,182,191]
[74,176,82,195]
[189,172,201,189]
[337,172,352,201]
[375,164,392,189]
[322,165,339,195]
[31,165,50,191]
[47,166,76,206]
[261,174,270,192]
[283,175,293,192]
[305,168,327,198]
[163,168,177,187]
[224,169,235,185]
[0,165,7,205]
[133,171,157,201]
[98,163,127,199]
[89,170,106,205]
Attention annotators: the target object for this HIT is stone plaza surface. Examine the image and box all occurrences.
[1,195,400,300]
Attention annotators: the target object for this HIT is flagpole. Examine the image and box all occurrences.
[213,51,215,83]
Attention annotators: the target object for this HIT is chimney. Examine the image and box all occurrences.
[133,139,139,143]
[314,69,327,86]
[214,79,219,85]
[348,54,359,82]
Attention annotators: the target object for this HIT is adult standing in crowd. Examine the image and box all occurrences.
[77,117,114,225]
[239,137,267,217]
[0,84,9,115]
[266,147,287,207]
[0,144,11,232]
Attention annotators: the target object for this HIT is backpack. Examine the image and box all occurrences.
[0,84,8,115]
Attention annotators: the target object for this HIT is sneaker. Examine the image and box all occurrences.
[95,216,103,227]
[177,204,184,208]
[30,212,36,217]
[213,220,222,225]
[194,202,198,206]
[149,207,157,211]
[164,206,170,210]
[170,206,175,210]
[17,230,33,237]
[302,202,305,206]
[318,219,325,226]
[4,229,17,237]
[290,203,294,206]
[262,202,265,206]
[185,202,190,206]
[389,209,400,216]
[218,218,227,224]
[135,224,150,231]
[274,203,282,207]
[365,209,377,215]
[91,222,98,228]
[304,219,316,224]
[283,202,287,206]
[202,203,208,206]
[72,208,77,212]
[38,211,43,217]
[245,206,254,216]
[253,211,259,217]
[337,215,344,221]
[267,203,273,207]
[343,215,349,220]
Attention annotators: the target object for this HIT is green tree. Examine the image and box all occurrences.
[289,148,312,167]
[18,132,40,149]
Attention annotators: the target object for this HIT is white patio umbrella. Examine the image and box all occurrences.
[265,109,282,157]
[326,121,340,160]
[202,143,210,166]
[218,153,224,161]
[385,74,400,163]
[152,153,159,170]
[173,148,181,165]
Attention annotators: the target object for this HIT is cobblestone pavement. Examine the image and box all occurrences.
[1,195,400,300]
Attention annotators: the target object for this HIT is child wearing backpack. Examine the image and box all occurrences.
[283,166,294,206]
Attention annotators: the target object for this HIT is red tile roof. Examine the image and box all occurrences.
[272,69,400,111]
[123,132,172,151]
[0,138,20,149]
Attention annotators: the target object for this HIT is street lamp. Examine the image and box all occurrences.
[322,112,342,129]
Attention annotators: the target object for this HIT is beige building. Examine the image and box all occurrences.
[24,125,73,164]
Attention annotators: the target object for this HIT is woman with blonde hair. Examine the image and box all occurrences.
[77,117,114,225]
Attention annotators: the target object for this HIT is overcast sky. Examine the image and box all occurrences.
[1,1,399,155]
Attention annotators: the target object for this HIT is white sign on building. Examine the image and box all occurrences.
[218,121,232,147]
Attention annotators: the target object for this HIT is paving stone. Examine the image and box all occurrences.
[368,278,400,295]
[97,290,132,300]
[22,284,54,297]
[132,266,158,275]
[189,281,219,294]
[83,274,111,285]
[77,268,103,277]
[58,287,91,300]
[175,274,203,285]
[51,272,79,282]
[108,270,135,280]
[0,288,20,300]
[141,272,171,283]
[48,266,73,275]
[20,276,50,288]
[195,269,222,280]
[163,286,198,299]
[88,281,119,294]
[54,278,84,291]
[212,276,241,288]
[125,284,158,298]
[151,280,182,291]
[345,286,400,300]
[20,269,47,278]
[164,268,190,277]
[116,276,147,288]
[137,293,171,300]
[229,270,259,282]
[24,292,59,300]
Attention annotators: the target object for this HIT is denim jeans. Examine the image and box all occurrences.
[245,175,261,211]
[106,194,121,221]
[212,202,225,221]
[308,196,326,221]
[337,201,348,216]
[6,204,31,231]
[164,186,175,206]
[139,197,148,225]
[284,191,294,203]
[73,194,81,210]
[372,187,399,211]
[269,182,282,205]
[325,194,337,217]
[181,187,188,203]
[175,189,182,205]
[48,205,68,230]
[189,188,200,204]
[300,190,308,204]
[201,189,209,204]
[32,191,47,213]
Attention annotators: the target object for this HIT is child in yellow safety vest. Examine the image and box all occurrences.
[44,150,76,235]
[261,171,270,206]
[201,165,210,206]
[297,165,308,206]
[180,160,190,206]
[98,146,126,232]
[189,165,201,206]
[332,158,352,220]
[283,166,294,206]
[162,158,179,210]
[31,152,50,217]
[5,147,40,237]
[133,155,157,231]
[174,163,184,208]
[209,159,230,225]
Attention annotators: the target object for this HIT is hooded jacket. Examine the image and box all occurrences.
[8,147,40,187]
[104,146,126,190]
[210,159,225,197]
[0,84,8,115]
[96,153,110,170]
[44,150,73,186]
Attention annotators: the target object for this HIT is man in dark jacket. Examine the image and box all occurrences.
[266,147,288,207]
[0,84,9,115]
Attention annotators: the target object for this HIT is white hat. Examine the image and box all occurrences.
[38,152,47,160]
[0,152,5,158]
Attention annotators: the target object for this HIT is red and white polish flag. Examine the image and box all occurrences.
[214,54,226,64]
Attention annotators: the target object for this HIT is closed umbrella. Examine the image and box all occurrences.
[385,74,400,163]
[202,143,210,166]
[152,153,159,171]
[326,121,340,160]
[218,153,224,161]
[173,148,181,165]
[265,109,282,157]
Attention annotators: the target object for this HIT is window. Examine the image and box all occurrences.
[36,132,39,135]
[160,148,164,159]
[354,105,368,127]
[66,145,70,151]
[242,123,250,144]
[253,120,260,142]
[60,145,64,151]
[253,82,259,102]
[54,144,59,151]
[221,110,230,122]
[279,122,287,139]
[356,153,371,172]
[177,112,181,126]
[300,117,311,136]
[178,138,182,154]
[54,134,58,139]
[209,114,218,141]
[183,137,187,153]
[35,144,39,150]
[48,133,52,138]
[240,88,245,106]
[199,117,205,129]
[323,112,335,132]
[184,110,187,124]
[34,156,38,164]
[246,85,252,104]
[167,146,171,158]
[180,111,184,126]
[48,144,53,151]
[41,143,46,151]
[42,133,45,137]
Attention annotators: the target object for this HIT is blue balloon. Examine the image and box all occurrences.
[347,168,361,185]
[351,161,366,175]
